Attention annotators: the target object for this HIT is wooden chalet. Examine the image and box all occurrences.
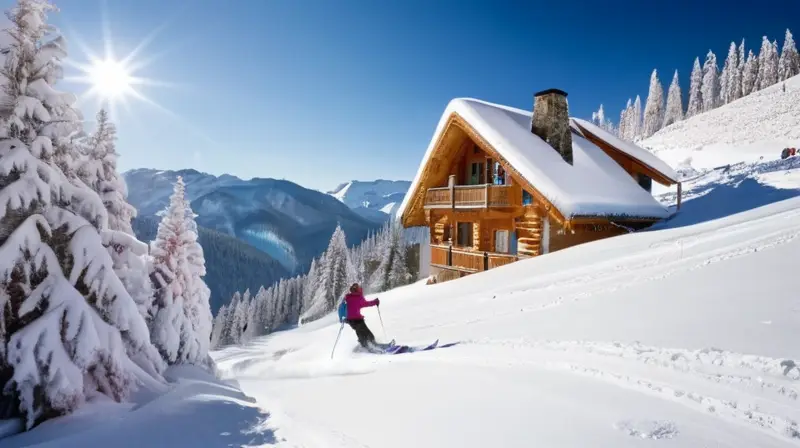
[396,89,681,282]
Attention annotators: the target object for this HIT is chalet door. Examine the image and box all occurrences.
[468,162,484,185]
[495,230,509,253]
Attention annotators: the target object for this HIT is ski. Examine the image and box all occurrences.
[385,339,439,355]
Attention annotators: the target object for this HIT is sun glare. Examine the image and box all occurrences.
[88,59,133,99]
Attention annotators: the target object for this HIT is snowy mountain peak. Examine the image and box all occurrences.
[328,179,411,222]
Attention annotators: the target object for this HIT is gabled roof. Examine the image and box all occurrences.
[396,98,672,224]
[570,118,679,184]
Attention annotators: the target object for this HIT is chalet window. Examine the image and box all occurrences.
[456,222,472,247]
[495,230,509,253]
[493,162,507,185]
[637,173,652,192]
[469,162,485,185]
[522,190,533,205]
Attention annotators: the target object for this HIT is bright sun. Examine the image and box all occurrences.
[88,59,133,99]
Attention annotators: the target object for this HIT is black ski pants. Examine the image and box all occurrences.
[346,318,375,347]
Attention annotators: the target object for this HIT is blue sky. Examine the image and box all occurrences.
[11,0,799,190]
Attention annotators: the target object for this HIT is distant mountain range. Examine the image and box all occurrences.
[123,169,411,312]
[131,214,288,313]
[328,179,410,221]
[123,169,389,273]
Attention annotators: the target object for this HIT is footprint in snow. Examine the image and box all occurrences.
[614,419,679,440]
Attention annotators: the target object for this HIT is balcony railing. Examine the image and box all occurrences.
[424,184,519,209]
[430,244,518,273]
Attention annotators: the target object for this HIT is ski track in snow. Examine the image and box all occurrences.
[374,340,800,444]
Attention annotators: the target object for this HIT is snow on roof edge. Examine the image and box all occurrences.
[571,118,679,183]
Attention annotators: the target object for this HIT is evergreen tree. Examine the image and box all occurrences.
[182,199,212,364]
[734,39,746,101]
[0,0,162,428]
[742,50,759,96]
[618,99,631,141]
[642,69,665,137]
[662,70,684,127]
[149,177,212,366]
[210,304,228,348]
[701,50,720,111]
[591,104,615,133]
[756,36,779,91]
[631,95,642,140]
[720,42,738,104]
[79,109,155,322]
[686,57,704,117]
[778,29,800,81]
[387,224,410,288]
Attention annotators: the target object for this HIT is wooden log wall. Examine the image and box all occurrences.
[515,205,543,257]
[548,221,628,252]
[432,212,450,244]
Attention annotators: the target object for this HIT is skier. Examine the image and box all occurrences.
[340,283,386,351]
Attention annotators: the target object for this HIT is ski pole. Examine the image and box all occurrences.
[331,322,344,359]
[377,305,387,339]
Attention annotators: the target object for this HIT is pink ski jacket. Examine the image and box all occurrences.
[344,292,378,320]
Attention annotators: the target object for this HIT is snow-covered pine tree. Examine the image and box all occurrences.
[642,69,665,138]
[0,0,162,428]
[631,95,642,140]
[387,223,410,289]
[209,304,228,349]
[755,36,779,91]
[248,285,268,338]
[591,104,615,134]
[662,70,684,127]
[219,290,240,345]
[720,42,738,104]
[79,109,155,323]
[301,257,319,317]
[303,225,353,323]
[288,275,304,325]
[181,198,212,365]
[686,57,704,117]
[149,176,211,366]
[701,50,720,111]
[779,29,799,82]
[742,50,759,96]
[618,99,631,141]
[734,39,746,101]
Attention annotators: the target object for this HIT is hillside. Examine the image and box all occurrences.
[208,171,800,447]
[131,215,289,313]
[124,169,383,273]
[328,179,410,222]
[641,74,800,173]
[5,156,799,448]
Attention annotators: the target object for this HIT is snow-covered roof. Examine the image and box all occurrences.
[397,98,672,223]
[570,118,679,183]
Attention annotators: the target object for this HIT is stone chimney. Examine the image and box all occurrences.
[531,88,573,165]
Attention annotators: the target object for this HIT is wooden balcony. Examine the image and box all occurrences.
[430,244,518,273]
[424,184,519,209]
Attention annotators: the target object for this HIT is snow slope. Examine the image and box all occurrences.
[641,74,800,172]
[0,366,275,447]
[211,159,800,447]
